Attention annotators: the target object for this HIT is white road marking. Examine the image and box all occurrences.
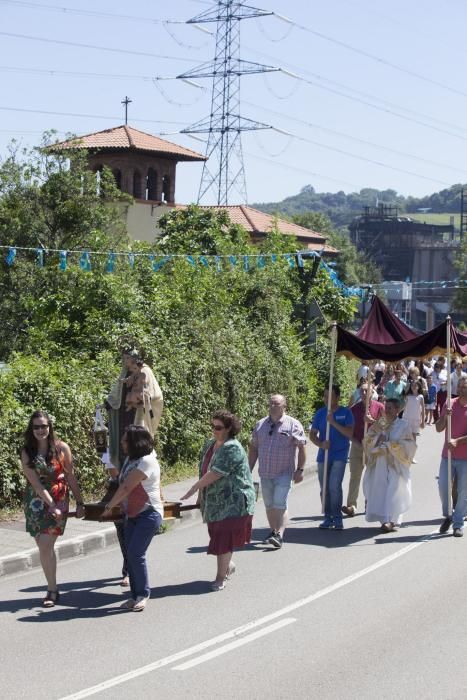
[172,618,297,671]
[60,530,436,699]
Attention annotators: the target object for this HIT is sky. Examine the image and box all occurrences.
[1,0,467,206]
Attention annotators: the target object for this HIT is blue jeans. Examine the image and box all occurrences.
[318,460,346,518]
[124,509,162,599]
[439,457,467,530]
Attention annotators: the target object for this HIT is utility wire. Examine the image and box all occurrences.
[269,127,452,187]
[0,31,200,62]
[244,45,467,137]
[0,0,205,27]
[3,57,467,142]
[273,12,467,99]
[245,100,467,176]
[0,105,188,125]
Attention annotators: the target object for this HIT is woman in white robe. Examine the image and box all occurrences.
[363,398,417,532]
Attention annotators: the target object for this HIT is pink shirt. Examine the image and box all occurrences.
[441,399,467,460]
[251,414,306,478]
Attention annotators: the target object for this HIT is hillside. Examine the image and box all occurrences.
[253,184,465,231]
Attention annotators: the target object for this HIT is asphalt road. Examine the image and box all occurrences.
[1,425,466,700]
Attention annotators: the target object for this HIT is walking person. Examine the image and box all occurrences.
[451,361,467,399]
[432,361,448,421]
[104,346,163,587]
[248,395,306,549]
[425,375,437,425]
[363,398,416,532]
[437,376,467,537]
[21,410,84,607]
[342,382,384,517]
[309,385,354,530]
[403,378,425,441]
[182,411,255,590]
[384,367,407,403]
[103,425,163,611]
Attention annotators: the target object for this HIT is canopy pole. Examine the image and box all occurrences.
[322,322,337,514]
[446,316,452,517]
[363,360,375,441]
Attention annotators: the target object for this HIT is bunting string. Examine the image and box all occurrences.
[13,244,467,299]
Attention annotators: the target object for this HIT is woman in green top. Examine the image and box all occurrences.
[182,410,255,591]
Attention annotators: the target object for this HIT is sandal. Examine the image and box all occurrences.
[42,590,60,607]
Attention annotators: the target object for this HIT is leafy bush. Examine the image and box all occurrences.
[0,206,357,508]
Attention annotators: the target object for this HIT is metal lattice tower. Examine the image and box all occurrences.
[177,1,278,205]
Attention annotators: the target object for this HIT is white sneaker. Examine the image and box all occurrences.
[132,596,149,612]
[121,598,135,610]
[211,579,226,592]
[226,561,236,579]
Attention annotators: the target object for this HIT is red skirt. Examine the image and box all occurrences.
[207,514,253,555]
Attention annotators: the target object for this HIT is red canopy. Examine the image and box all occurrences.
[357,295,418,343]
[337,297,467,361]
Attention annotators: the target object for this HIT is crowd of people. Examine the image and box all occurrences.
[19,353,467,611]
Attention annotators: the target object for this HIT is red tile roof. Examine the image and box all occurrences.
[177,205,339,255]
[50,125,206,162]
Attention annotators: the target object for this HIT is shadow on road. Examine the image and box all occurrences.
[2,578,131,619]
[153,580,211,598]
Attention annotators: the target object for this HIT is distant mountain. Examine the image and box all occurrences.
[253,184,466,230]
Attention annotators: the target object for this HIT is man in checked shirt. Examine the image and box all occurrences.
[248,394,307,549]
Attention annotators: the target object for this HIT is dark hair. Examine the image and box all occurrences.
[212,410,241,439]
[386,398,401,410]
[331,384,341,398]
[124,425,154,459]
[405,378,424,397]
[23,410,59,464]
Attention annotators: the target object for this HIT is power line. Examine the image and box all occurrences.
[0,0,197,26]
[269,128,452,187]
[244,45,467,137]
[0,65,206,87]
[273,12,467,100]
[0,31,200,62]
[274,70,467,143]
[245,100,467,176]
[0,105,188,125]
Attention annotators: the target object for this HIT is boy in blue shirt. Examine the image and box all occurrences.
[309,385,354,529]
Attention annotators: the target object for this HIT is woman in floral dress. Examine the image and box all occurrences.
[181,410,256,591]
[21,410,84,607]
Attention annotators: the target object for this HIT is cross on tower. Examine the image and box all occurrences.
[121,96,132,125]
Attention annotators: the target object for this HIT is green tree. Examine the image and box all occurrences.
[0,134,131,358]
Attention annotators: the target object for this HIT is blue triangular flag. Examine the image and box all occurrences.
[5,247,16,266]
[106,252,116,273]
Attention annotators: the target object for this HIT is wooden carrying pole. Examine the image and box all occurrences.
[363,360,375,441]
[446,316,453,517]
[322,322,337,514]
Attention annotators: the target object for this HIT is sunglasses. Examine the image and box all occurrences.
[33,424,49,430]
[212,424,225,431]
